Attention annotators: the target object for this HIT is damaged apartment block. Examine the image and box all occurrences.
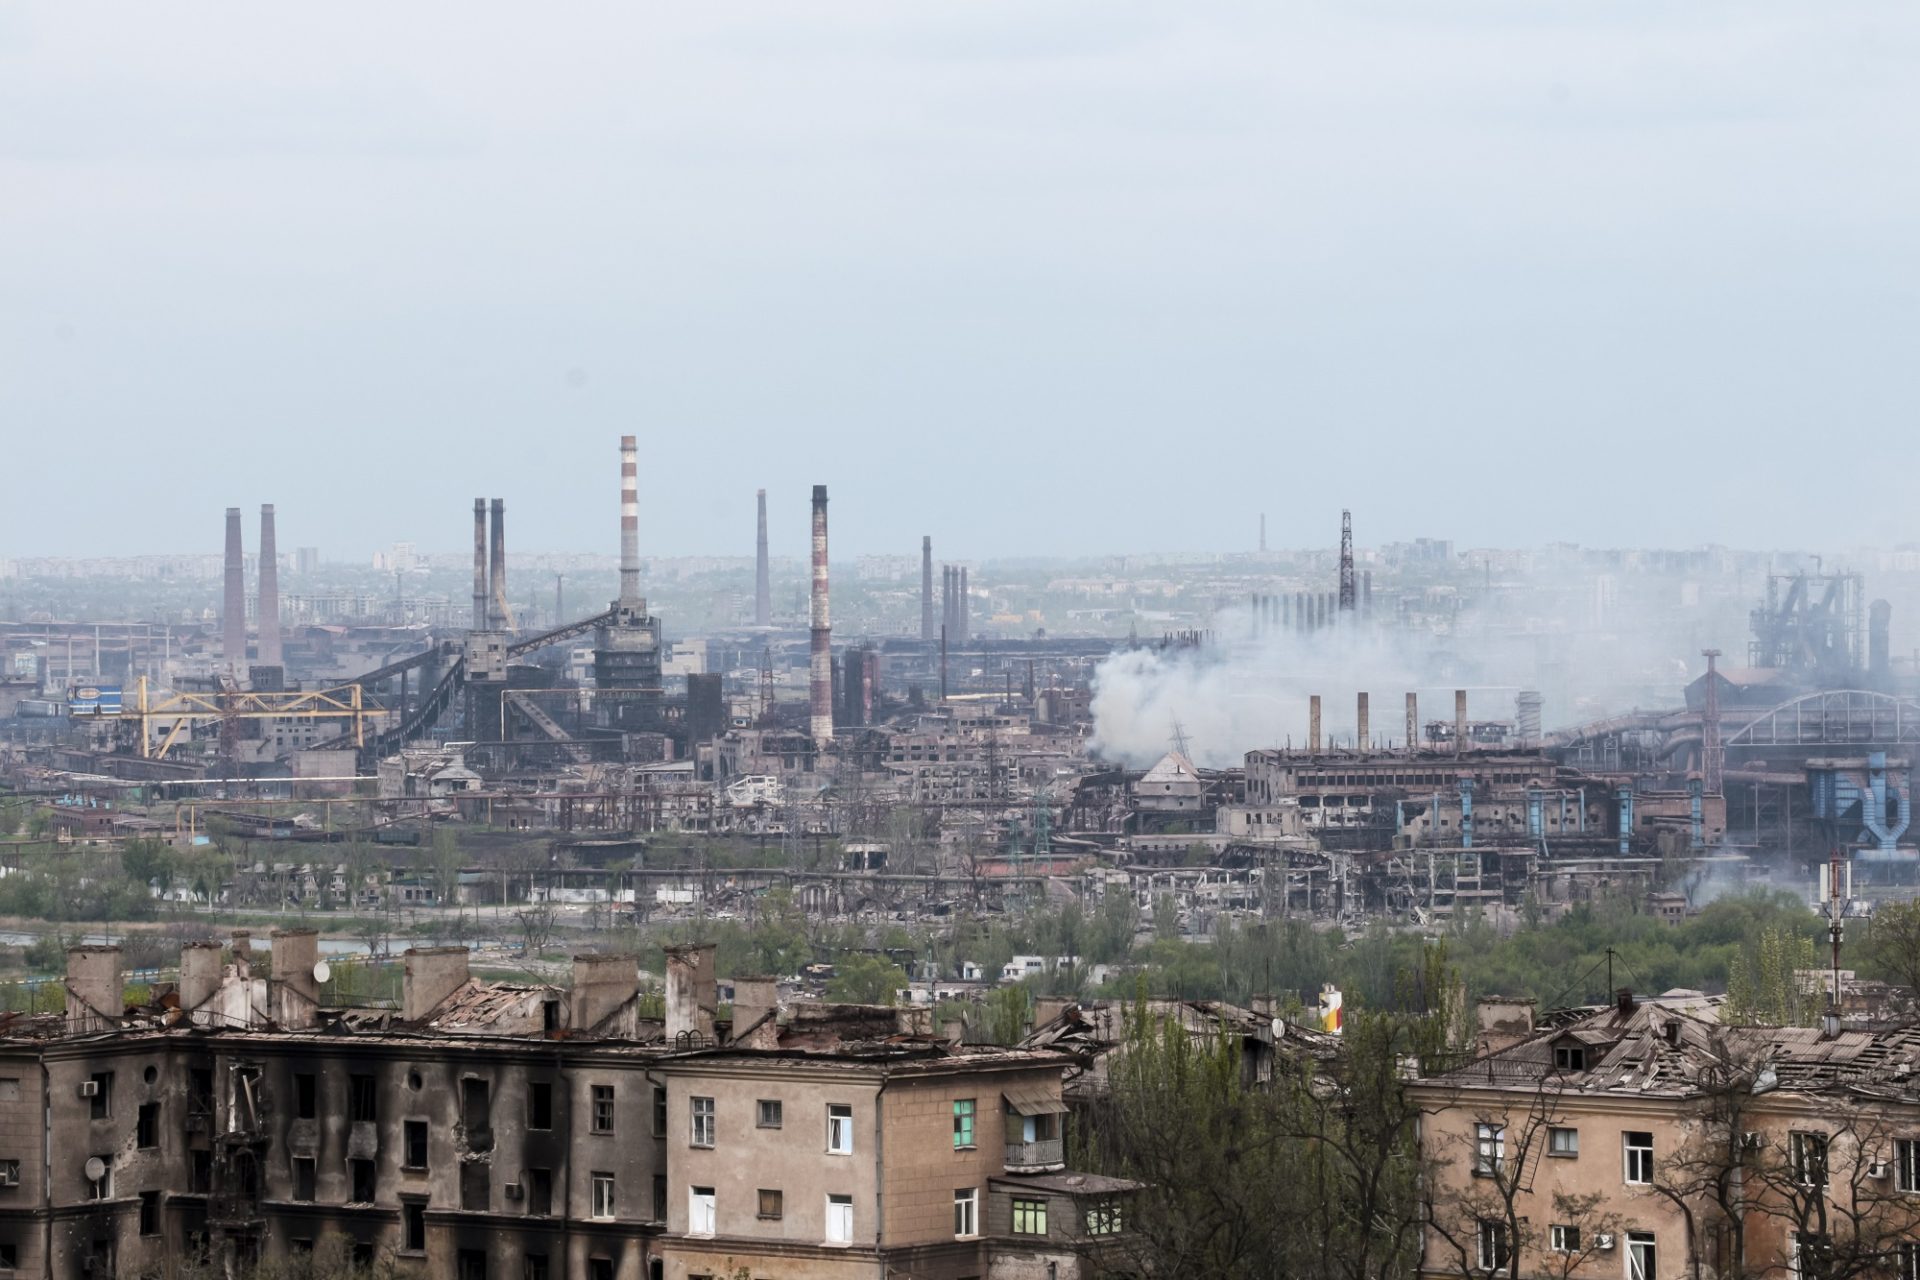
[0,937,1132,1280]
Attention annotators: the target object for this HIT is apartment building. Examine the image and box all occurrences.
[1410,990,1920,1280]
[0,936,1130,1280]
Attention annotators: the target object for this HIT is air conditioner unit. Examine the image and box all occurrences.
[1870,1161,1890,1179]
[77,1082,99,1099]
[504,1182,524,1200]
[1595,1234,1616,1251]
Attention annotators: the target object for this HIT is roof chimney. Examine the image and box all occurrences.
[730,975,781,1050]
[403,947,471,1021]
[66,945,122,1033]
[665,943,718,1044]
[257,504,282,667]
[1615,987,1635,1017]
[569,953,639,1035]
[809,485,833,745]
[178,941,223,1024]
[271,928,320,1029]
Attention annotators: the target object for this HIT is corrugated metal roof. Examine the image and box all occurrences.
[1003,1080,1068,1115]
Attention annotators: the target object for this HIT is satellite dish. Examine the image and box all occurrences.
[84,1157,105,1182]
[312,961,332,984]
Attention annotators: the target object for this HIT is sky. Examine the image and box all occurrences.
[2,2,1915,562]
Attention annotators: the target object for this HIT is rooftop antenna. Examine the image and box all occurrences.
[1171,720,1192,760]
[1827,844,1848,1029]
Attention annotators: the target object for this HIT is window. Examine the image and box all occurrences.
[349,1074,376,1124]
[1477,1219,1511,1272]
[1624,1131,1654,1185]
[404,1120,429,1170]
[525,1255,549,1280]
[137,1102,159,1148]
[1792,1131,1829,1188]
[653,1174,667,1221]
[1012,1197,1048,1235]
[350,1158,375,1204]
[1085,1197,1124,1235]
[826,1194,854,1244]
[757,1099,783,1129]
[1900,1139,1920,1194]
[1554,1044,1586,1071]
[1793,1232,1833,1280]
[528,1081,552,1131]
[0,1158,16,1187]
[827,1104,854,1155]
[293,1157,315,1202]
[589,1262,614,1280]
[592,1172,617,1221]
[463,1078,492,1150]
[139,1189,159,1235]
[1550,1224,1580,1253]
[1899,1242,1920,1280]
[402,1200,426,1252]
[593,1085,616,1135]
[1626,1231,1656,1280]
[88,1072,113,1120]
[953,1098,976,1149]
[528,1167,552,1216]
[954,1187,977,1237]
[87,1155,112,1200]
[295,1072,316,1119]
[688,1185,715,1235]
[759,1188,784,1219]
[1548,1127,1579,1157]
[1474,1123,1505,1177]
[460,1163,488,1212]
[190,1149,212,1194]
[0,1246,14,1269]
[690,1096,715,1147]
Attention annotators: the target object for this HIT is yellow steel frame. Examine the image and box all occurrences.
[135,676,380,759]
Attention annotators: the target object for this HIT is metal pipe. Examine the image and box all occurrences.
[620,435,640,604]
[472,498,488,631]
[222,507,245,672]
[257,504,281,667]
[809,484,832,744]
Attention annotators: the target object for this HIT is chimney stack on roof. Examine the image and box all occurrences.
[66,945,122,1034]
[665,943,719,1044]
[271,928,320,1029]
[570,953,639,1036]
[403,947,471,1022]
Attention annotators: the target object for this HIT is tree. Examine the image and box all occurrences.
[1725,926,1821,1027]
[1865,899,1920,999]
[513,901,559,957]
[826,953,907,1005]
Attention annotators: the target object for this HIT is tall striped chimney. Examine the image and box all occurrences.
[489,498,511,629]
[809,485,832,745]
[472,498,488,630]
[222,507,246,672]
[754,488,771,626]
[257,504,282,666]
[620,435,640,605]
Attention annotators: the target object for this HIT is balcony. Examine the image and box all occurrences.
[1004,1138,1065,1172]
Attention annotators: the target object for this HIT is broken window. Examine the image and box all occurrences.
[462,1078,492,1151]
[139,1189,159,1236]
[349,1074,376,1124]
[402,1200,426,1252]
[461,1163,488,1212]
[457,1249,486,1280]
[1792,1132,1830,1188]
[293,1157,315,1202]
[295,1073,316,1120]
[527,1081,552,1131]
[1478,1219,1511,1271]
[528,1167,552,1216]
[137,1102,159,1149]
[593,1085,616,1135]
[88,1072,113,1121]
[350,1157,375,1204]
[189,1149,212,1194]
[524,1255,549,1280]
[404,1120,428,1170]
[1084,1197,1124,1235]
[953,1098,976,1148]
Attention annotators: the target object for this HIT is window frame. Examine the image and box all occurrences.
[690,1096,716,1148]
[953,1098,976,1150]
[953,1187,978,1238]
[1791,1130,1830,1188]
[1012,1196,1048,1236]
[591,1172,617,1222]
[591,1084,616,1136]
[1623,1131,1654,1185]
[758,1188,784,1220]
[527,1080,553,1131]
[1477,1218,1511,1272]
[403,1119,429,1171]
[1626,1230,1656,1280]
[1084,1196,1124,1235]
[688,1185,716,1235]
[1548,1126,1579,1158]
[757,1099,783,1129]
[1901,1139,1920,1194]
[825,1193,855,1244]
[1549,1223,1579,1253]
[1474,1122,1506,1177]
[826,1103,854,1155]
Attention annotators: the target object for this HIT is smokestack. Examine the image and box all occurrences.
[472,498,488,630]
[809,485,832,744]
[620,435,641,605]
[1454,688,1468,756]
[257,504,281,667]
[921,537,935,642]
[222,507,246,671]
[754,489,771,626]
[1406,692,1418,753]
[1282,594,1291,629]
[488,498,510,628]
[958,567,969,643]
[1356,692,1369,752]
[943,566,955,640]
[1363,569,1373,613]
[1259,512,1267,553]
[1309,694,1322,753]
[1516,690,1544,748]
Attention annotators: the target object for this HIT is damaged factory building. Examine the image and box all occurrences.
[0,936,1129,1280]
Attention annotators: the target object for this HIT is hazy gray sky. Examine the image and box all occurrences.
[3,3,1915,561]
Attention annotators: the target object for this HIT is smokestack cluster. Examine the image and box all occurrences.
[921,537,935,642]
[809,485,832,745]
[755,489,771,626]
[222,507,246,671]
[941,564,969,645]
[257,504,281,667]
[620,435,640,605]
